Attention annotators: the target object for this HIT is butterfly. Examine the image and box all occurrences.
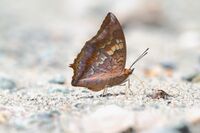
[70,12,149,92]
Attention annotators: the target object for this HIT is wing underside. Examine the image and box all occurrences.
[70,12,126,85]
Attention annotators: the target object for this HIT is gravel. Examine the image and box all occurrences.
[0,0,200,133]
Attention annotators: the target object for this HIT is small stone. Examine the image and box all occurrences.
[44,110,60,118]
[144,63,176,78]
[160,62,176,77]
[143,123,190,133]
[143,127,178,133]
[183,73,200,83]
[0,112,8,124]
[160,61,176,70]
[192,74,200,83]
[74,103,86,109]
[31,110,60,123]
[144,66,162,78]
[0,77,16,90]
[175,124,190,133]
[121,127,135,133]
[48,87,70,94]
[82,90,89,93]
[49,74,65,84]
[147,90,172,99]
[183,74,197,82]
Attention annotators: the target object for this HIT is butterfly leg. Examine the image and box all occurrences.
[102,87,108,96]
[121,79,133,96]
[133,74,145,88]
[127,78,134,95]
[121,79,134,96]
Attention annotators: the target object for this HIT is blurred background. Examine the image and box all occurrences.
[0,0,200,83]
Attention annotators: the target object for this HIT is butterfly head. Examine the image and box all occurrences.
[123,48,149,77]
[124,68,134,76]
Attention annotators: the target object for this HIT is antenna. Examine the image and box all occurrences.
[129,48,149,70]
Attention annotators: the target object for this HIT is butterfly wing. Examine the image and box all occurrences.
[70,12,126,85]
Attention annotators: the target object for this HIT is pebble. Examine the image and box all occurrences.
[48,87,70,94]
[0,112,8,124]
[192,74,200,83]
[0,77,16,90]
[49,74,65,84]
[74,103,87,109]
[147,90,171,99]
[121,127,135,133]
[183,73,200,83]
[160,61,176,70]
[33,110,60,119]
[144,65,174,78]
[30,110,60,123]
[81,90,89,93]
[142,123,190,133]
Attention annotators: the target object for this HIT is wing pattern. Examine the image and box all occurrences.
[70,12,126,85]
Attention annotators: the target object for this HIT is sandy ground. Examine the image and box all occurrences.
[0,0,200,133]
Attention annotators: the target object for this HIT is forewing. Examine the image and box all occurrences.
[70,12,126,84]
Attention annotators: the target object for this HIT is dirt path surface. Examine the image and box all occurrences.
[0,1,200,133]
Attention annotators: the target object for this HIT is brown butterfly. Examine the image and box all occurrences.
[70,12,149,92]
